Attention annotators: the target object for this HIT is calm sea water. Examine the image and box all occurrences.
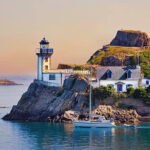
[0,77,150,150]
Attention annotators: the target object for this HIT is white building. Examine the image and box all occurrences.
[36,38,150,91]
[92,66,150,92]
[36,38,90,87]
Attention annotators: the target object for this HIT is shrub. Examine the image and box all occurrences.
[93,85,115,100]
[133,87,147,99]
[139,51,150,79]
[112,92,127,99]
[127,87,135,96]
[113,102,135,109]
[74,66,83,70]
[146,85,150,93]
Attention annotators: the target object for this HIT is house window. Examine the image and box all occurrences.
[126,84,133,90]
[127,70,132,78]
[45,65,48,70]
[146,80,149,85]
[45,58,48,62]
[107,70,112,78]
[49,74,55,80]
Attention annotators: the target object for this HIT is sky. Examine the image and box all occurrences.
[0,0,150,75]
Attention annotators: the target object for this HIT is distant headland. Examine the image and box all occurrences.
[0,79,22,86]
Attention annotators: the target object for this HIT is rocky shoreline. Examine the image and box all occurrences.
[2,75,149,124]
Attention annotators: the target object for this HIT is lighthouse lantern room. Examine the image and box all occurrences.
[36,37,53,80]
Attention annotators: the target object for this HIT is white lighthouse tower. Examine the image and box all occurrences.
[36,38,53,80]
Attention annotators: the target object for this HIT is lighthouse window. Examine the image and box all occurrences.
[45,65,48,70]
[45,58,48,62]
[49,74,55,80]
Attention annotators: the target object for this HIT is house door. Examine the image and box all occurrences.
[117,84,122,92]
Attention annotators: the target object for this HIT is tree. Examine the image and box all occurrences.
[133,87,147,99]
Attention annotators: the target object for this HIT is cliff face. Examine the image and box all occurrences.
[3,75,89,122]
[110,30,150,47]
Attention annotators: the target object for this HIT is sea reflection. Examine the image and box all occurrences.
[1,121,150,150]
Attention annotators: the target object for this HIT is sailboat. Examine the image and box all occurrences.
[72,68,116,128]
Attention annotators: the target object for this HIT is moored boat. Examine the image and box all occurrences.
[72,68,116,128]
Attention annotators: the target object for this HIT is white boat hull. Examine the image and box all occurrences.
[73,121,115,128]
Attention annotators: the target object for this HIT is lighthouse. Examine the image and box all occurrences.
[36,38,53,80]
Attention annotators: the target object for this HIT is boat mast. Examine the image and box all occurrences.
[89,67,92,120]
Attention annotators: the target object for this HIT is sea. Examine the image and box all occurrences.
[0,76,150,150]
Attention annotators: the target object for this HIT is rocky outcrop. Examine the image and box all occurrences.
[3,74,89,122]
[101,56,122,66]
[110,30,150,47]
[87,30,150,68]
[3,74,143,124]
[92,105,140,124]
[51,105,140,124]
[97,97,150,116]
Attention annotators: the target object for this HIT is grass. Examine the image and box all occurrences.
[88,45,140,64]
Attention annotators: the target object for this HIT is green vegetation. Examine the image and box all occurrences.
[139,51,150,78]
[112,92,127,99]
[87,51,105,65]
[114,101,135,109]
[133,87,147,99]
[88,45,139,65]
[92,85,115,100]
[93,85,150,106]
[127,87,135,96]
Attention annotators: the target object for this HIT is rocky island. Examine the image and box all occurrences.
[0,79,21,86]
[3,74,150,124]
[3,30,150,124]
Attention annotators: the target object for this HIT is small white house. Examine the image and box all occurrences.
[93,66,143,92]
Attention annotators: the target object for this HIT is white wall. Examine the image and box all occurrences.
[37,55,42,80]
[92,80,139,92]
[43,73,62,87]
[42,73,72,87]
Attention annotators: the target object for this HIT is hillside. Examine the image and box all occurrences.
[87,30,150,78]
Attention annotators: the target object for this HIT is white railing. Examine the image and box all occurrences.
[43,69,90,75]
[36,48,53,54]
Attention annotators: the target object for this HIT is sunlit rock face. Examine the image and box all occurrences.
[110,30,150,47]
